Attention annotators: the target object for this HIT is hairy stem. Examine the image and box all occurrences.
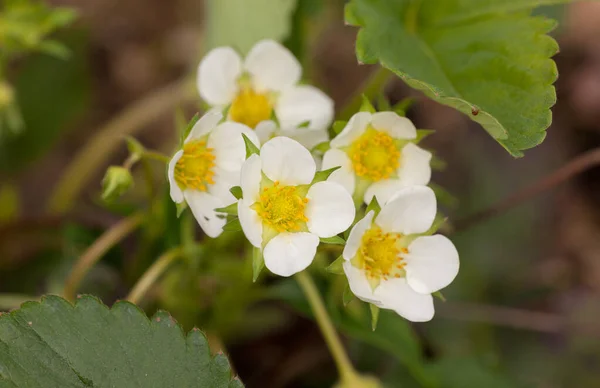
[295,271,358,384]
[126,247,182,305]
[47,77,196,215]
[339,67,393,120]
[63,212,144,301]
[455,147,600,232]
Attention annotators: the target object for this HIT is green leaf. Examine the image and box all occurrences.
[252,247,264,282]
[319,235,346,245]
[369,304,380,331]
[215,202,238,216]
[359,94,377,113]
[365,196,381,216]
[325,255,345,275]
[205,0,297,55]
[346,0,563,157]
[0,295,241,387]
[332,120,348,135]
[230,186,243,200]
[242,133,260,158]
[223,218,242,232]
[311,166,340,184]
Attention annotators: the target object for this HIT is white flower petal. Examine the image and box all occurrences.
[254,120,278,144]
[260,137,316,185]
[321,149,355,196]
[263,232,319,277]
[330,111,371,148]
[238,199,263,248]
[183,191,226,238]
[397,143,432,186]
[305,182,355,238]
[375,186,436,235]
[185,109,223,143]
[375,277,435,322]
[364,179,406,206]
[405,235,460,294]
[276,85,334,131]
[343,211,375,261]
[280,127,329,150]
[208,168,239,205]
[168,150,184,203]
[343,261,382,305]
[244,40,301,92]
[197,47,242,106]
[371,111,417,140]
[240,154,262,202]
[209,121,259,172]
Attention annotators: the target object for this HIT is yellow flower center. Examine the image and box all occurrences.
[253,181,309,232]
[352,226,407,286]
[229,87,273,129]
[348,127,400,181]
[174,140,216,191]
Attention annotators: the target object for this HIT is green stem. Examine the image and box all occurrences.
[143,150,170,164]
[339,67,393,120]
[126,247,182,305]
[63,212,145,301]
[296,271,359,384]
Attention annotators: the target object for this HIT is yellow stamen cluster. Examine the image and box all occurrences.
[353,226,407,284]
[229,87,273,129]
[349,127,400,181]
[254,181,309,232]
[174,140,216,191]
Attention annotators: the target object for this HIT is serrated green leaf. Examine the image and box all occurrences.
[359,94,377,113]
[311,166,340,184]
[252,247,264,282]
[346,0,564,157]
[242,133,260,158]
[230,186,243,200]
[215,202,238,216]
[319,235,346,245]
[332,120,347,135]
[343,284,355,306]
[0,295,241,387]
[365,196,381,216]
[205,0,297,55]
[223,218,242,232]
[326,255,345,275]
[370,303,380,331]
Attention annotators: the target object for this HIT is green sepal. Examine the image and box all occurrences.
[332,120,348,135]
[297,120,311,128]
[415,129,435,143]
[311,141,331,154]
[319,235,346,245]
[430,183,458,209]
[311,166,340,184]
[369,304,380,331]
[215,202,238,216]
[222,218,242,232]
[252,247,264,282]
[325,255,345,275]
[125,136,145,163]
[377,93,391,112]
[433,291,446,302]
[359,94,377,113]
[230,186,243,200]
[422,213,447,236]
[101,166,133,202]
[393,97,416,117]
[365,196,381,217]
[179,112,201,145]
[242,133,260,158]
[176,201,187,218]
[343,284,355,306]
[430,154,447,171]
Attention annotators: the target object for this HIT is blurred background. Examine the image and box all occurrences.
[2,1,600,387]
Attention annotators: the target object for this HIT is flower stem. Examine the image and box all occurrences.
[295,271,358,384]
[339,67,393,120]
[143,150,171,164]
[63,212,144,301]
[126,247,182,305]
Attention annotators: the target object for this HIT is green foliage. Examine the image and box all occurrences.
[205,0,297,55]
[359,94,377,113]
[242,133,260,158]
[0,295,241,387]
[345,0,567,157]
[101,166,134,202]
[332,120,347,135]
[230,186,243,200]
[312,166,341,184]
[365,196,381,217]
[369,304,379,331]
[252,247,264,282]
[320,235,346,245]
[326,255,345,275]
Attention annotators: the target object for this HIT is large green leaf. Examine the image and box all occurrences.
[0,295,242,388]
[345,0,569,157]
[205,0,297,55]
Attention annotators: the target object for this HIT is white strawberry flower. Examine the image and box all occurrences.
[197,39,333,132]
[168,110,260,238]
[322,111,432,205]
[238,137,355,277]
[254,120,329,150]
[342,186,459,322]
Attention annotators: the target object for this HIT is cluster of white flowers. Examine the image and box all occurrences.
[168,40,459,322]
